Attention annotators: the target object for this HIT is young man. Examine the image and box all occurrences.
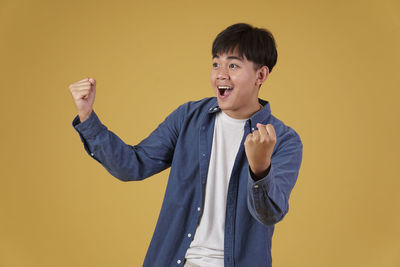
[69,23,303,267]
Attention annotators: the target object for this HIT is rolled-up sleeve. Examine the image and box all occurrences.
[72,105,185,182]
[247,130,303,226]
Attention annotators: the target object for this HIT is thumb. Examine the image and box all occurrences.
[89,78,96,86]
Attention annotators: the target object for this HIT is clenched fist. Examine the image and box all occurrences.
[69,77,96,123]
[244,123,277,179]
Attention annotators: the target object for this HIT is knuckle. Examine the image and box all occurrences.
[260,139,267,144]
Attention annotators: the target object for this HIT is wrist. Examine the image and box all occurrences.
[250,162,271,180]
[79,110,92,123]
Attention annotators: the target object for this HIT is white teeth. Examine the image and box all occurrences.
[218,86,233,90]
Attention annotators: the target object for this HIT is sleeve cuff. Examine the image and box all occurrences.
[248,163,273,189]
[249,164,271,181]
[72,110,107,139]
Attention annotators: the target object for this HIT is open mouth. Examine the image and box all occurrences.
[218,86,233,97]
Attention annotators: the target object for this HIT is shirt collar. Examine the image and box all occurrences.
[207,98,271,124]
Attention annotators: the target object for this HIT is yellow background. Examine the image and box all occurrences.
[1,0,399,266]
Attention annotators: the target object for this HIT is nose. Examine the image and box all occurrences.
[217,66,229,80]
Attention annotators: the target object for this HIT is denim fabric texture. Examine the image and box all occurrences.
[72,97,303,267]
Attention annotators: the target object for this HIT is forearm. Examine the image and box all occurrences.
[247,137,303,226]
[72,110,172,181]
[247,164,289,225]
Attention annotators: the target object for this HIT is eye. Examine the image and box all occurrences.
[212,62,219,68]
[229,63,239,69]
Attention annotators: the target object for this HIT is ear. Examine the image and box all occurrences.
[255,66,269,87]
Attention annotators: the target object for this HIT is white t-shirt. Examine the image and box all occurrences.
[184,110,247,266]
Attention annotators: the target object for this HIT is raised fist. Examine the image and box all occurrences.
[244,123,277,179]
[69,77,96,122]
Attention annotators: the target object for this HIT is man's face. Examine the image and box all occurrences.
[210,50,266,119]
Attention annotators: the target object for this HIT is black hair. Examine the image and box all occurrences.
[212,23,278,72]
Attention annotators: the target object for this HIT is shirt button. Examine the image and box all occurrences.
[177,259,182,264]
[90,153,94,156]
[202,153,205,157]
[188,233,192,238]
[213,107,218,111]
[209,108,213,111]
[254,184,259,189]
[197,207,201,211]
[251,127,255,131]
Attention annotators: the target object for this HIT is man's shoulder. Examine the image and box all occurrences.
[177,97,217,113]
[182,97,217,108]
[269,113,302,146]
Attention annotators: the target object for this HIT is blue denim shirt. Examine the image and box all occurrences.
[72,97,303,267]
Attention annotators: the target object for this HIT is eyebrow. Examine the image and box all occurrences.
[212,55,244,61]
